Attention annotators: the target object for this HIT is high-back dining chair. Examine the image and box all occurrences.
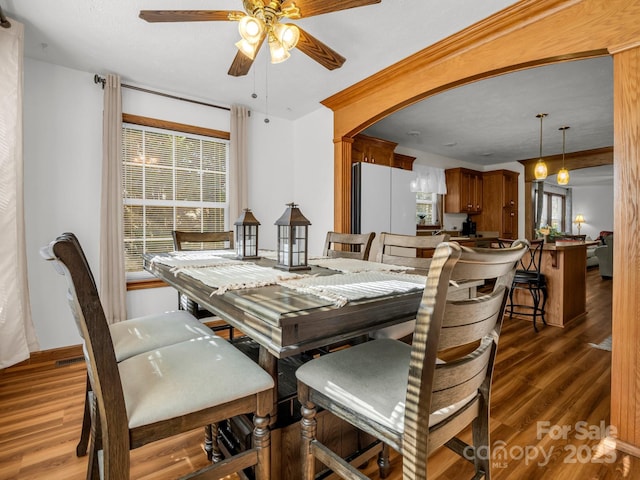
[499,237,547,332]
[42,233,274,480]
[323,231,376,260]
[51,233,215,458]
[173,230,237,340]
[296,240,528,480]
[370,232,449,341]
[374,232,450,270]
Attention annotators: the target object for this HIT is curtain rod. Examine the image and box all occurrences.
[0,6,11,28]
[93,74,230,112]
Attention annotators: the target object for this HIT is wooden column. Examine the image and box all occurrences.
[334,137,353,233]
[611,45,640,448]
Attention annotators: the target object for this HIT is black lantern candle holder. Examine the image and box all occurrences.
[234,208,261,260]
[274,202,311,271]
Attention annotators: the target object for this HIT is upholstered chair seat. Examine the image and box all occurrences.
[119,335,274,429]
[110,310,212,361]
[296,339,475,437]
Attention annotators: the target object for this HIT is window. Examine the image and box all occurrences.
[416,192,442,226]
[540,192,566,231]
[122,121,229,275]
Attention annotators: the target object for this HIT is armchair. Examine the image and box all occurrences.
[595,234,613,278]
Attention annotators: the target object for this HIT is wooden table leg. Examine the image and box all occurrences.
[258,346,279,425]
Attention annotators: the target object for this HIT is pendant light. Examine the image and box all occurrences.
[533,113,548,181]
[557,126,570,185]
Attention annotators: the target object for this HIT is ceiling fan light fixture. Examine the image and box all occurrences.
[238,15,265,44]
[274,23,300,50]
[235,38,259,60]
[268,36,290,64]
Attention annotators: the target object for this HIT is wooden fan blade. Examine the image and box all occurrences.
[139,10,243,22]
[296,27,346,71]
[282,0,380,18]
[228,51,256,77]
[228,34,266,77]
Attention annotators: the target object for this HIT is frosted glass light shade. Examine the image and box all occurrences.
[557,168,570,185]
[534,159,548,180]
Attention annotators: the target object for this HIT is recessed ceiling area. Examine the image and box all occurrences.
[364,56,614,167]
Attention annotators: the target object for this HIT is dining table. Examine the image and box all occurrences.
[143,249,481,479]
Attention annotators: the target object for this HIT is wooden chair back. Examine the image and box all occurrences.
[403,240,528,472]
[172,230,237,337]
[173,230,234,251]
[323,231,375,260]
[41,233,131,473]
[375,232,449,270]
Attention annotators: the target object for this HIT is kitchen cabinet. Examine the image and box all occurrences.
[392,153,416,171]
[352,134,397,166]
[478,169,519,239]
[352,134,415,170]
[444,168,483,214]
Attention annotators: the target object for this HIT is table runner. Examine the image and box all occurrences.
[149,250,241,270]
[307,257,412,274]
[176,263,305,295]
[278,271,427,307]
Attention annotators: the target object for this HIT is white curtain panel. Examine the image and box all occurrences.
[410,164,447,194]
[0,19,39,368]
[229,105,249,226]
[99,74,127,324]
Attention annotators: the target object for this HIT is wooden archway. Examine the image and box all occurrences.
[323,0,640,450]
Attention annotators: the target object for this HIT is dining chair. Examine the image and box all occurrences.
[296,240,528,480]
[172,230,237,340]
[42,233,274,480]
[370,232,449,342]
[323,231,376,260]
[499,237,547,332]
[53,233,216,458]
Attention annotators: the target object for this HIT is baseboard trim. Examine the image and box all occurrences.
[9,344,83,369]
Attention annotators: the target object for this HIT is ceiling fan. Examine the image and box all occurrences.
[140,0,381,77]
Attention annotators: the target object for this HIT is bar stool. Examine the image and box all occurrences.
[501,238,547,332]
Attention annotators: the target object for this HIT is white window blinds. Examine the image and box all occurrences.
[122,123,229,273]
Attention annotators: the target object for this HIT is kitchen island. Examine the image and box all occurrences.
[511,242,591,328]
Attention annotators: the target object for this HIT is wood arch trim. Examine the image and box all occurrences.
[325,1,640,448]
[326,0,640,233]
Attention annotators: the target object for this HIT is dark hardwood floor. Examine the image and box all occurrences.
[1,268,637,479]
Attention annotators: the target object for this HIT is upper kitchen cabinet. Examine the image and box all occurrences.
[444,168,483,214]
[478,169,519,239]
[352,134,415,170]
[392,153,416,171]
[352,134,397,166]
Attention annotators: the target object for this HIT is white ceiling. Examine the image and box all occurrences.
[4,0,614,185]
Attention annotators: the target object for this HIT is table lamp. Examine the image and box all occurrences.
[574,214,585,235]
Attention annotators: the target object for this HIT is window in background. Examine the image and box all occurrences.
[122,122,229,275]
[540,191,566,232]
[416,192,442,226]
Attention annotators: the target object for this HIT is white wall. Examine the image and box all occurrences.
[291,107,334,256]
[24,59,103,349]
[24,59,301,350]
[572,184,614,239]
